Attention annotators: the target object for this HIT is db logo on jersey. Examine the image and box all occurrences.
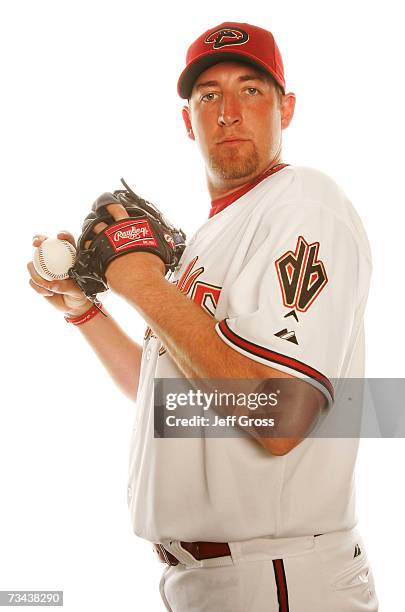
[105,219,157,253]
[205,27,249,49]
[275,236,328,312]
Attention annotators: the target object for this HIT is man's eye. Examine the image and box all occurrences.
[245,87,259,95]
[201,92,219,102]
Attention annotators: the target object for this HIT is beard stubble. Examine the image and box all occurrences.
[208,141,260,181]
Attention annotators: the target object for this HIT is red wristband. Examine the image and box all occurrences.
[64,302,103,326]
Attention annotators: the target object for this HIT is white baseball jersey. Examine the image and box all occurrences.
[127,164,372,544]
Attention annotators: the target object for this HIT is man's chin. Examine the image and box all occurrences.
[209,152,260,181]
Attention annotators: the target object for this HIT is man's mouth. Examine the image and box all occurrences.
[217,138,249,145]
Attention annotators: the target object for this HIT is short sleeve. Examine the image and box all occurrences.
[215,200,360,405]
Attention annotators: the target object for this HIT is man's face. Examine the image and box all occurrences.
[183,61,294,186]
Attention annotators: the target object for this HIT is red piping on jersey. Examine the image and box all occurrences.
[209,163,289,218]
[273,559,290,612]
[218,318,334,400]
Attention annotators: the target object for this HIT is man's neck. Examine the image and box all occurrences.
[207,158,282,201]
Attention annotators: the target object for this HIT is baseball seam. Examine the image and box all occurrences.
[38,241,76,280]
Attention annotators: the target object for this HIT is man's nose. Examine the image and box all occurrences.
[218,94,242,127]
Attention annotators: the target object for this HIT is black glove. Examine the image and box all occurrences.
[69,178,186,301]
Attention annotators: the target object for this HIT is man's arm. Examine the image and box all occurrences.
[107,250,325,454]
[74,308,143,401]
[28,233,143,402]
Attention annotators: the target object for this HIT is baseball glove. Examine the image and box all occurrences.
[69,178,186,301]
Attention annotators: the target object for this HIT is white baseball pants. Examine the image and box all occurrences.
[158,527,378,611]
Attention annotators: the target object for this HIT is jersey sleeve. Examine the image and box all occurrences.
[215,200,360,405]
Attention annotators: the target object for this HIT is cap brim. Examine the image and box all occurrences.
[177,50,285,99]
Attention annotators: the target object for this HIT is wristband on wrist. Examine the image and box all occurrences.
[64,301,103,326]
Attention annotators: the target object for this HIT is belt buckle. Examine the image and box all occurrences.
[155,543,179,566]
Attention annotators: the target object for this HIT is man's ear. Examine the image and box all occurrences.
[280,93,296,130]
[182,105,195,141]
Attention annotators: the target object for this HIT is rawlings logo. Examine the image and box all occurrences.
[105,219,157,253]
[114,227,149,242]
[205,27,249,49]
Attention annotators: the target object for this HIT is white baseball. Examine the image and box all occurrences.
[33,238,76,281]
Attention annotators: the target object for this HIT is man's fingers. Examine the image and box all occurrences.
[33,232,77,249]
[27,261,80,296]
[27,261,53,289]
[27,261,67,293]
[82,204,129,250]
[29,278,55,297]
[32,234,48,247]
[83,221,108,249]
[105,203,130,221]
[93,221,109,234]
[29,280,61,307]
[57,231,77,248]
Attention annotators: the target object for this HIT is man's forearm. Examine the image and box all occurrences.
[77,308,143,401]
[106,256,324,455]
[110,261,300,383]
[120,274,261,380]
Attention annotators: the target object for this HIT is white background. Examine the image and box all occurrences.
[1,0,403,610]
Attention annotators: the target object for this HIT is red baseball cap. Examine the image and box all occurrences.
[177,22,286,99]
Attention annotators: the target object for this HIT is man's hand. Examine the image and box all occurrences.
[28,228,145,403]
[86,202,166,296]
[27,232,91,316]
[69,181,186,302]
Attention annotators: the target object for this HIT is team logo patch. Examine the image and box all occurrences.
[275,236,328,312]
[205,27,249,49]
[176,255,222,317]
[105,218,157,253]
[156,256,222,357]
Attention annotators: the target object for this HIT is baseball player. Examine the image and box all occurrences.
[28,21,379,612]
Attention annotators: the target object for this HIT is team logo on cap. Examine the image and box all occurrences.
[205,27,249,49]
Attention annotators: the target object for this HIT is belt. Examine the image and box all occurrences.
[154,535,324,566]
[153,541,231,566]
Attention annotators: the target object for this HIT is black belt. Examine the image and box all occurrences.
[154,535,324,566]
